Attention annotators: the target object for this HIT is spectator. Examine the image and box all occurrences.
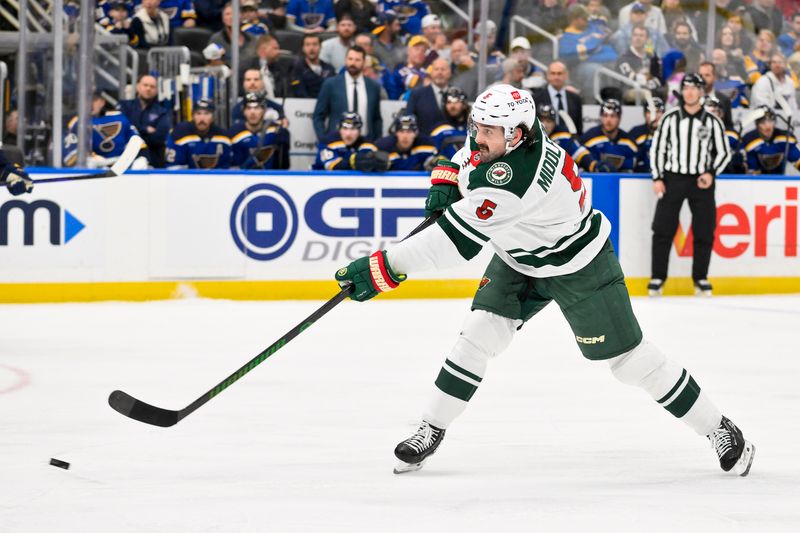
[538,104,602,172]
[429,86,470,161]
[560,4,618,94]
[130,0,172,49]
[619,0,667,38]
[629,96,665,173]
[663,50,687,106]
[260,0,288,29]
[203,42,230,71]
[615,25,662,104]
[375,114,436,171]
[726,14,754,56]
[149,0,197,28]
[363,55,390,99]
[313,45,383,141]
[694,0,745,44]
[745,0,783,37]
[286,0,336,33]
[312,112,386,171]
[778,12,800,58]
[335,0,376,33]
[117,74,172,167]
[230,92,282,169]
[103,2,134,45]
[716,24,748,81]
[742,108,800,174]
[421,14,444,66]
[3,109,18,147]
[290,34,336,98]
[381,0,430,36]
[372,11,405,72]
[698,61,733,128]
[614,2,670,56]
[407,57,451,136]
[509,37,545,90]
[667,20,704,72]
[449,38,479,101]
[532,61,583,136]
[531,0,567,59]
[64,92,149,168]
[231,68,288,125]
[320,14,357,72]
[744,29,776,84]
[710,49,747,107]
[165,98,231,169]
[241,0,269,36]
[243,34,292,98]
[661,0,698,42]
[195,0,225,31]
[354,32,375,57]
[703,95,745,173]
[751,53,799,119]
[471,20,504,65]
[587,0,613,40]
[580,99,637,172]
[208,2,257,65]
[494,58,526,89]
[385,35,430,100]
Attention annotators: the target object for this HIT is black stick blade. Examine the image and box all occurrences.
[108,390,180,428]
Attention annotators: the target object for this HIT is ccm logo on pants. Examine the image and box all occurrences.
[576,335,606,344]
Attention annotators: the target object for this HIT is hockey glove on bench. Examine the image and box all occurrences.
[425,160,461,217]
[1,164,34,196]
[335,250,406,302]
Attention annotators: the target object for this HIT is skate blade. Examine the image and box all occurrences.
[694,287,712,297]
[733,441,755,477]
[648,288,663,297]
[393,459,426,474]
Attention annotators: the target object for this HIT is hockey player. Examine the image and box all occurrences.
[229,92,281,170]
[704,95,746,174]
[742,107,800,174]
[429,87,470,162]
[375,114,436,171]
[165,98,231,169]
[312,112,388,172]
[629,97,665,173]
[537,104,607,172]
[63,92,149,168]
[0,149,33,195]
[580,98,638,172]
[333,85,755,477]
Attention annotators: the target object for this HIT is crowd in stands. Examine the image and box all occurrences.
[5,0,800,174]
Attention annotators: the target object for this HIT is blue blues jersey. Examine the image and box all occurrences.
[380,1,430,36]
[743,129,800,174]
[629,124,654,173]
[165,121,231,169]
[229,121,280,169]
[385,63,428,100]
[725,129,746,174]
[549,124,598,172]
[242,21,269,36]
[429,122,468,161]
[312,135,378,171]
[580,125,637,172]
[63,111,146,166]
[287,0,336,28]
[95,1,135,25]
[374,135,436,171]
[132,0,196,27]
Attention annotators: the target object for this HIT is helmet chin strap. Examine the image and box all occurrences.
[503,126,523,155]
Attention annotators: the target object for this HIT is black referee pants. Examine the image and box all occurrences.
[651,173,716,282]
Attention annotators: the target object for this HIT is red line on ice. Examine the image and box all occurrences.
[0,364,31,394]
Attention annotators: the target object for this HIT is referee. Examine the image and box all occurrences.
[649,73,732,296]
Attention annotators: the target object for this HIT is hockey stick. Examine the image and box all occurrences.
[33,135,144,185]
[558,110,577,136]
[108,211,443,427]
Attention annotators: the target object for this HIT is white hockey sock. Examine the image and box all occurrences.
[422,310,519,429]
[609,340,722,437]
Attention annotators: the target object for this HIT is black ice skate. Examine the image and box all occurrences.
[708,416,755,476]
[393,421,446,474]
[647,278,664,297]
[694,279,713,296]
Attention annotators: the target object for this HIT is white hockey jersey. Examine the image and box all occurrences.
[388,119,612,278]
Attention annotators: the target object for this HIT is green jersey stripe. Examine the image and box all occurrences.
[664,376,701,418]
[437,215,483,260]
[446,206,490,242]
[435,367,479,402]
[657,368,688,404]
[505,213,603,268]
[445,358,483,383]
[507,211,593,257]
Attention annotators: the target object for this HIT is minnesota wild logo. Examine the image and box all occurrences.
[337,267,348,277]
[486,162,513,186]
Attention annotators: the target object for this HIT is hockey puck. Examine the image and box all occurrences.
[49,458,70,470]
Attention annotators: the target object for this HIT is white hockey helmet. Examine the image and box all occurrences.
[470,84,536,154]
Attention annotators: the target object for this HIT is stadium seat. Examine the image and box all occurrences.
[273,30,304,55]
[173,27,214,53]
[189,50,205,67]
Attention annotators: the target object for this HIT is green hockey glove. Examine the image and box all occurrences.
[425,160,461,217]
[335,250,407,302]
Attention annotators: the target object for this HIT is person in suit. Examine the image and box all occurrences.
[699,61,733,128]
[406,58,452,137]
[241,34,293,99]
[313,45,383,141]
[532,61,583,136]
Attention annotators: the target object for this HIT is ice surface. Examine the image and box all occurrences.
[1,295,799,533]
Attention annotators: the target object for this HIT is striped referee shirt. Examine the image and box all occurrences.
[650,105,732,180]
